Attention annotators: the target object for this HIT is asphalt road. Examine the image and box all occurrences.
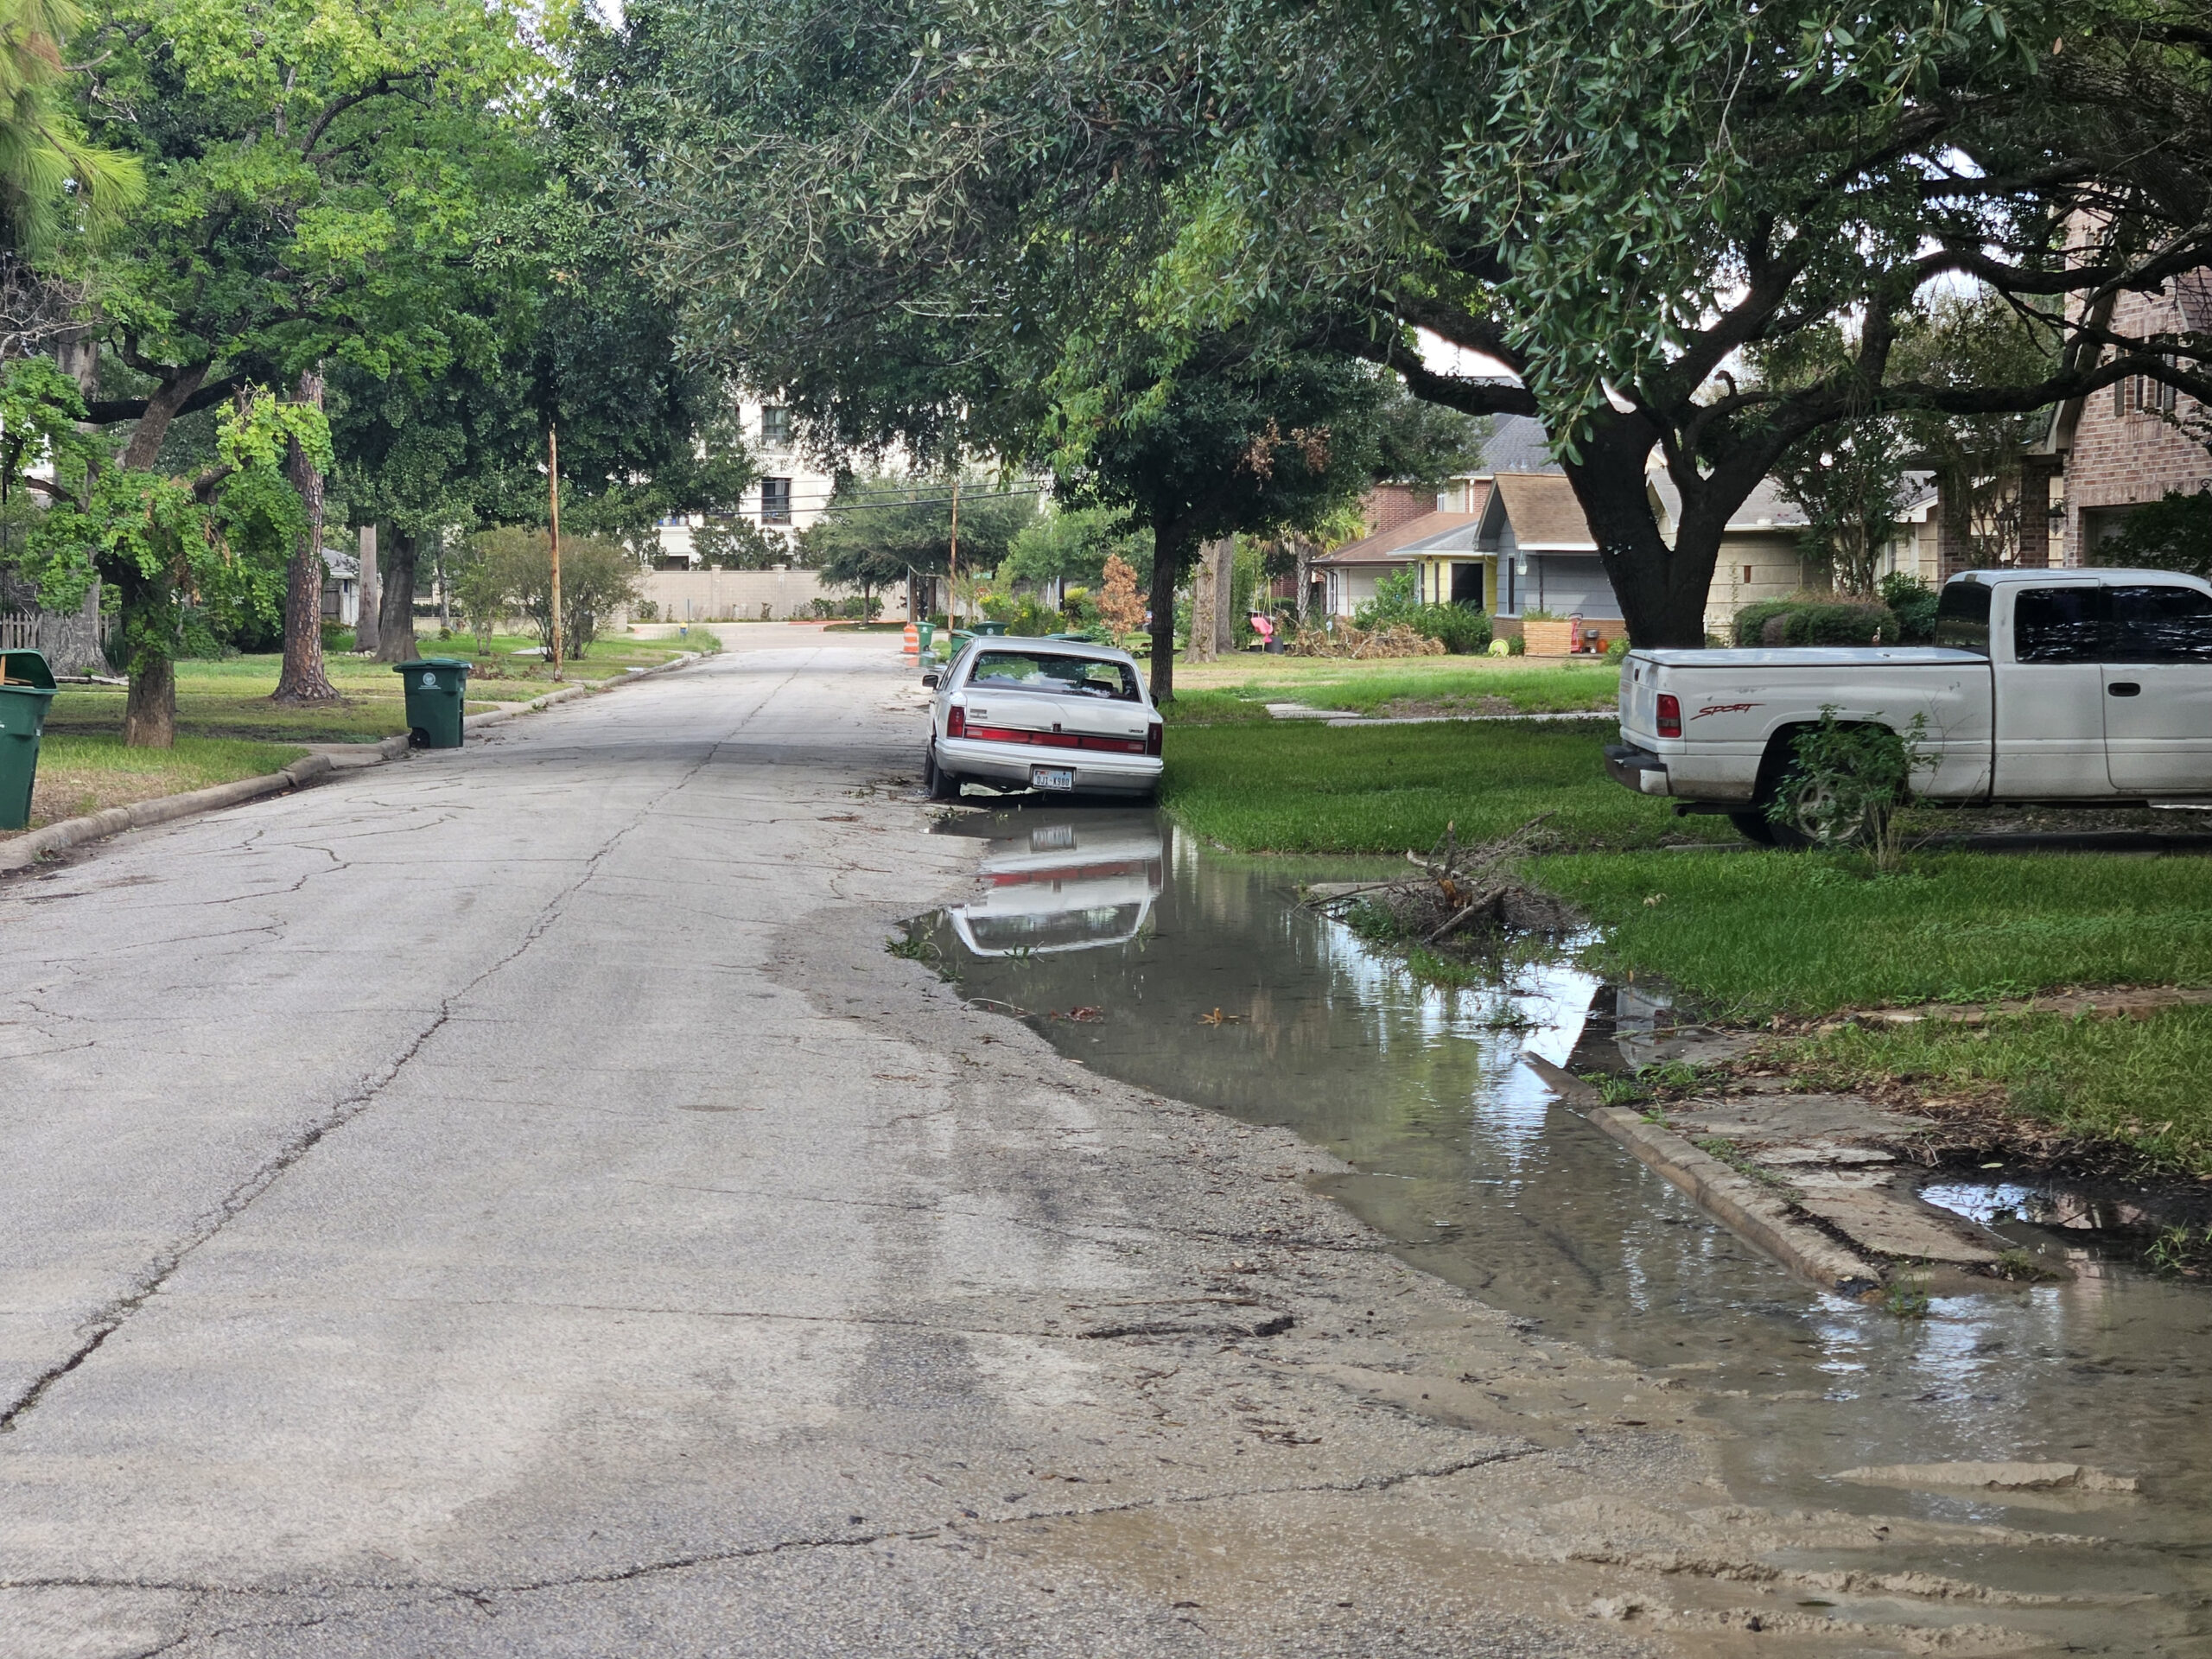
[0,633,2121,1657]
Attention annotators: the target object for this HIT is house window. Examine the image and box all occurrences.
[760,478,792,524]
[1743,565,1753,584]
[2150,359,2179,415]
[760,405,792,447]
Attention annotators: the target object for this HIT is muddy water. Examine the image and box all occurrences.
[918,803,2212,1629]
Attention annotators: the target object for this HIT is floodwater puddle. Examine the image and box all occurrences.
[913,802,2212,1619]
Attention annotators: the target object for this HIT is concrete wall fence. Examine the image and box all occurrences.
[626,569,907,624]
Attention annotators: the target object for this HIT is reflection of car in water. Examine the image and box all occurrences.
[946,811,1167,957]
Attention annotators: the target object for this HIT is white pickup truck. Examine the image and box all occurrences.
[1606,568,2212,842]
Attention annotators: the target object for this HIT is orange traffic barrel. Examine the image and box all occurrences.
[902,621,918,657]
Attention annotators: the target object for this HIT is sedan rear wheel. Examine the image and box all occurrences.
[924,742,962,802]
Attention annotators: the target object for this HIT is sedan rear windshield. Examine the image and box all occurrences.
[969,651,1141,701]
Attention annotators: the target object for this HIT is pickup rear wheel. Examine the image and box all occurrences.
[1759,741,1888,849]
[1728,810,1778,846]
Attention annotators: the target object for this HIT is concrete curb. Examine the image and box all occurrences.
[463,650,700,734]
[1521,1052,1883,1296]
[0,750,351,873]
[1588,1106,1883,1296]
[0,652,703,873]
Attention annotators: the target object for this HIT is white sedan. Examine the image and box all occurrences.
[922,639,1164,802]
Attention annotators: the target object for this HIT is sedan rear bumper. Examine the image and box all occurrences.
[940,737,1163,796]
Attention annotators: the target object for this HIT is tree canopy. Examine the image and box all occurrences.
[601,0,2212,644]
[801,474,1042,604]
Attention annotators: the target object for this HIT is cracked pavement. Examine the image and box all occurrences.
[0,632,2168,1656]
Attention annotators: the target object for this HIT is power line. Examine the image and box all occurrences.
[675,484,1052,524]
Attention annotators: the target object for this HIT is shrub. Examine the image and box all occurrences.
[1878,573,1939,642]
[1768,706,1936,868]
[1098,554,1147,634]
[1604,635,1632,664]
[319,620,354,653]
[472,527,642,660]
[1352,569,1491,653]
[1732,595,1900,647]
[980,590,1062,634]
[2091,486,2212,580]
[1353,567,1420,628]
[1411,602,1492,654]
[633,599,660,622]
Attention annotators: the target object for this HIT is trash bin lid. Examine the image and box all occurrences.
[0,649,55,691]
[393,657,472,674]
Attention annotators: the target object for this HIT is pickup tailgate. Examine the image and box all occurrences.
[1616,646,1994,803]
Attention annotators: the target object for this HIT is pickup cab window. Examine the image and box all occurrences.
[1934,580,1991,653]
[2106,584,2212,664]
[2012,586,2105,663]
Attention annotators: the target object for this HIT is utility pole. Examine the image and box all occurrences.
[947,473,960,632]
[549,425,563,678]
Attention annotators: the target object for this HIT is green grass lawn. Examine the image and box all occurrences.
[1167,652,1620,722]
[1764,1007,2212,1178]
[7,734,309,836]
[1158,710,2212,1174]
[1535,849,2212,1019]
[41,631,705,747]
[1160,716,1727,854]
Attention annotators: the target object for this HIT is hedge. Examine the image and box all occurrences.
[1732,597,1902,648]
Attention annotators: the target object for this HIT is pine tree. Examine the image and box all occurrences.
[1098,553,1146,639]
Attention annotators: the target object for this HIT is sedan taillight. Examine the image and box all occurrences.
[1656,693,1681,738]
[1146,721,1163,757]
[946,704,966,740]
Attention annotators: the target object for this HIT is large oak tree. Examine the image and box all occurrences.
[603,0,2212,645]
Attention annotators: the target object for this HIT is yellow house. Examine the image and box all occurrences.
[1310,481,1492,618]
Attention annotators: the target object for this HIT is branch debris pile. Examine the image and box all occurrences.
[1307,817,1580,953]
[1285,623,1445,659]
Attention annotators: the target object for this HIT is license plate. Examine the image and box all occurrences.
[1031,766,1076,791]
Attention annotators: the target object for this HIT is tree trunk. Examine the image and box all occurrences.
[1559,415,1718,648]
[116,563,175,747]
[120,365,207,473]
[375,525,420,663]
[1146,526,1190,705]
[1211,538,1236,653]
[113,364,214,747]
[124,652,175,747]
[354,522,381,656]
[56,326,99,401]
[274,369,337,702]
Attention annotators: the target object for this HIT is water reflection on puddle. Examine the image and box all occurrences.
[918,803,2212,1556]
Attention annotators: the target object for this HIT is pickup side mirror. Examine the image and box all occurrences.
[920,671,941,690]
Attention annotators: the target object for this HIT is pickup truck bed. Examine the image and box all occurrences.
[1608,569,2212,834]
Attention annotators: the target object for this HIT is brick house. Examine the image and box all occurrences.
[2034,274,2212,569]
[1308,480,1491,618]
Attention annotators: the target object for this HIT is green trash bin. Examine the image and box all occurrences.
[394,657,472,749]
[914,621,935,658]
[969,620,1010,637]
[0,648,55,831]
